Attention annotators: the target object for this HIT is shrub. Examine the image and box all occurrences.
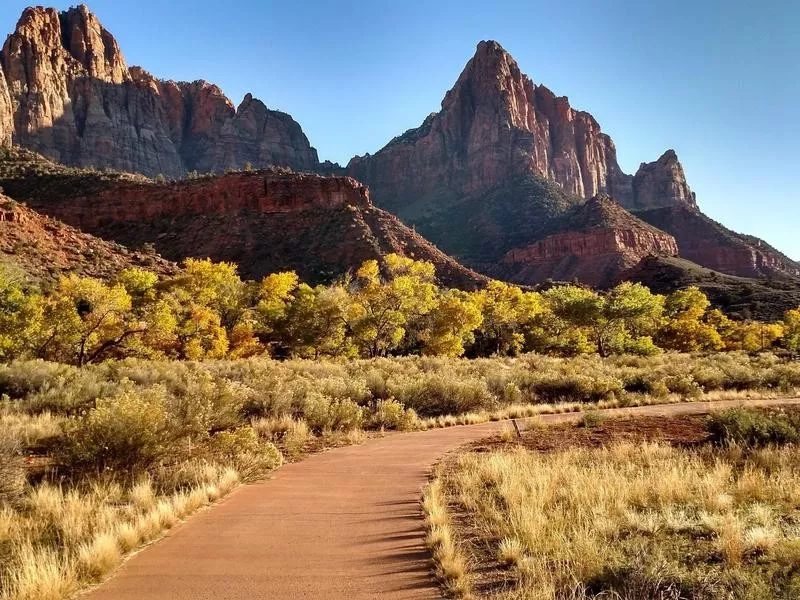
[390,374,494,417]
[61,387,172,473]
[302,393,364,433]
[526,374,624,404]
[0,435,25,504]
[368,398,419,431]
[208,427,283,481]
[708,408,800,448]
[578,411,607,428]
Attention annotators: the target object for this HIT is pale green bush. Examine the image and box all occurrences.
[61,386,172,473]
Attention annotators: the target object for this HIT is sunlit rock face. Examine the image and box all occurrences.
[0,5,319,176]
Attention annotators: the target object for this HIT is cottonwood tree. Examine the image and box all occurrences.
[347,255,438,357]
[39,275,140,366]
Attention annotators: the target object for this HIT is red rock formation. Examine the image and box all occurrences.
[347,41,691,216]
[0,194,176,281]
[0,5,319,177]
[500,196,678,287]
[29,171,371,230]
[1,152,486,288]
[636,204,800,278]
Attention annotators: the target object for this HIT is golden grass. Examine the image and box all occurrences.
[422,477,472,599]
[433,442,800,600]
[0,464,241,600]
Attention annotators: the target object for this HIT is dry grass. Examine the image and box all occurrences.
[433,442,800,600]
[422,477,473,599]
[0,464,240,600]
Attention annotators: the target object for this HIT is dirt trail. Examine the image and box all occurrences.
[83,398,800,600]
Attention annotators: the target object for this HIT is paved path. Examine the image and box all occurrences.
[84,398,800,600]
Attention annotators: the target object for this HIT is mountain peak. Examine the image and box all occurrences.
[632,150,696,210]
[5,3,128,84]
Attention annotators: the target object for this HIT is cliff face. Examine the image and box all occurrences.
[0,5,319,177]
[500,195,678,287]
[0,149,486,288]
[347,41,691,218]
[25,170,372,230]
[636,205,800,279]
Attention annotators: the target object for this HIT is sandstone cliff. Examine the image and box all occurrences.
[0,5,319,177]
[500,195,678,287]
[0,148,486,288]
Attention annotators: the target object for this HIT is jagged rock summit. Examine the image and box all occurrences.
[0,5,319,177]
[347,40,693,215]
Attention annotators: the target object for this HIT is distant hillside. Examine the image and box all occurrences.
[621,255,800,321]
[0,194,176,283]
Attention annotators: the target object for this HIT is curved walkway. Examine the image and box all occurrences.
[84,398,800,600]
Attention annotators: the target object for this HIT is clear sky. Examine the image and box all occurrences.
[2,0,798,259]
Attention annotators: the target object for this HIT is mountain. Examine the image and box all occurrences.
[0,193,176,282]
[500,195,678,287]
[347,40,797,285]
[0,5,319,177]
[0,147,487,289]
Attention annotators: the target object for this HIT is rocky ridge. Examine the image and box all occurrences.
[0,148,486,288]
[500,195,679,287]
[0,5,319,177]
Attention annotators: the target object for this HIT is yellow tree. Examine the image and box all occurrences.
[347,254,438,357]
[472,281,532,356]
[785,307,800,352]
[40,275,139,365]
[0,267,44,360]
[174,259,247,328]
[657,287,723,352]
[420,289,483,357]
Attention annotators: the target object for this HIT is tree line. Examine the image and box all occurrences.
[0,254,798,366]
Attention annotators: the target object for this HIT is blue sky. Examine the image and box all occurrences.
[2,1,799,259]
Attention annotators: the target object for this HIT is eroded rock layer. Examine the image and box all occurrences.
[500,195,678,287]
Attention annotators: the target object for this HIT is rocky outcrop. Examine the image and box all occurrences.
[0,5,319,177]
[347,40,691,218]
[500,195,678,287]
[0,194,176,282]
[631,150,696,210]
[636,204,800,279]
[24,170,372,230]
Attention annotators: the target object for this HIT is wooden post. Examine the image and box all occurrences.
[512,419,522,439]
